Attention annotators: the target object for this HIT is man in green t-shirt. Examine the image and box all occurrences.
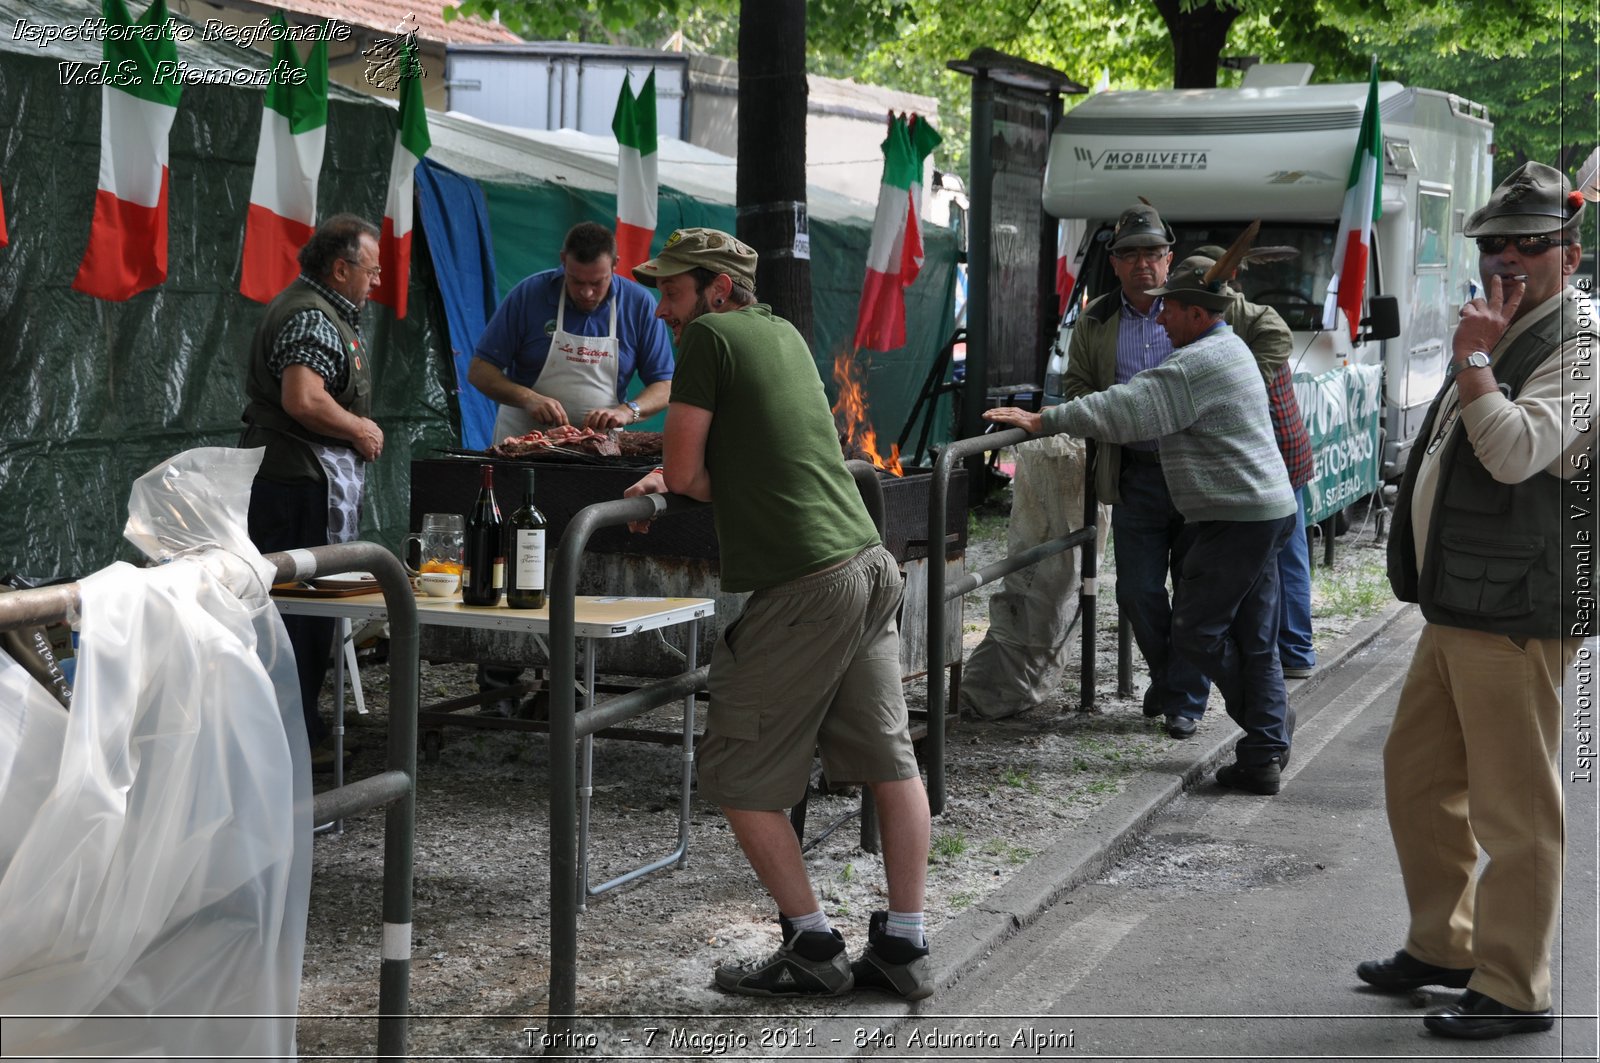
[626,228,933,1001]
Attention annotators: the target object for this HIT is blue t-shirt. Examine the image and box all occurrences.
[473,269,675,397]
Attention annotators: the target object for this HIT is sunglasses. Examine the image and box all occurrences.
[1474,234,1569,256]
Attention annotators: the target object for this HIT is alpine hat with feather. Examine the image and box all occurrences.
[1147,221,1261,311]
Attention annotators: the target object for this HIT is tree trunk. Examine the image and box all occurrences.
[737,0,813,345]
[1153,0,1241,89]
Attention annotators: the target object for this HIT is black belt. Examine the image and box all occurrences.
[1124,449,1161,465]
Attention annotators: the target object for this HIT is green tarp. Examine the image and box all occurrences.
[0,0,957,581]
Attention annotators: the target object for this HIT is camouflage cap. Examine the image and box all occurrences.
[1464,161,1585,237]
[632,227,759,291]
[1109,202,1175,251]
[1147,256,1235,312]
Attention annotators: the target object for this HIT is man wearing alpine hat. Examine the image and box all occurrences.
[987,233,1299,794]
[1358,161,1595,1040]
[1060,201,1215,740]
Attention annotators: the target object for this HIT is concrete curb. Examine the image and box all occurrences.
[932,598,1417,993]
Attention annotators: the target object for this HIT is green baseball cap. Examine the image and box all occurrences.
[632,227,759,292]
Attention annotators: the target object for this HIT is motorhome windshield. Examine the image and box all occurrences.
[1072,221,1342,333]
[1173,223,1341,332]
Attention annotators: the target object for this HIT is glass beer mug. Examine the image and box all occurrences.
[403,513,465,578]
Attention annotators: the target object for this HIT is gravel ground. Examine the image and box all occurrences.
[296,487,1393,1060]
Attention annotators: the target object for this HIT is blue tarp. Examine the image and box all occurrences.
[416,159,500,451]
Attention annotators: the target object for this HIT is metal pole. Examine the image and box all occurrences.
[962,71,994,447]
[546,492,705,1043]
[926,425,1031,813]
[1079,439,1099,711]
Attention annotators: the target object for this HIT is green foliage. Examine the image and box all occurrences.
[449,0,1590,202]
[930,831,968,860]
[1310,545,1391,619]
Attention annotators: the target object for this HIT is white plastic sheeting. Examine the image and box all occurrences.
[961,436,1096,719]
[0,448,311,1059]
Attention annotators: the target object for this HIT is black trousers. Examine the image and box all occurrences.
[248,477,332,747]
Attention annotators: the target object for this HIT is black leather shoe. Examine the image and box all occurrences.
[1423,989,1553,1040]
[1356,949,1473,992]
[1166,715,1197,739]
[1215,757,1281,795]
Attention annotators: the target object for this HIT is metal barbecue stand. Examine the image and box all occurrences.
[0,542,420,1060]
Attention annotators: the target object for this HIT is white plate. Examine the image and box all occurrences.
[311,571,377,589]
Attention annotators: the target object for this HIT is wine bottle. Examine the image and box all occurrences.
[461,465,504,606]
[506,468,548,609]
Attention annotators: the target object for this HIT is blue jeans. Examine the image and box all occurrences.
[1111,462,1212,722]
[1276,490,1315,670]
[1171,514,1296,766]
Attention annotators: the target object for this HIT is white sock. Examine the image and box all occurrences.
[787,909,831,935]
[886,910,925,947]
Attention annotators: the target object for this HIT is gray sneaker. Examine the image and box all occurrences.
[714,918,853,997]
[851,911,934,1000]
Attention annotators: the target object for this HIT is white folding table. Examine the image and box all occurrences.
[274,590,713,901]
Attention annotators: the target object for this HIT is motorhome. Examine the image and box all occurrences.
[1042,67,1494,479]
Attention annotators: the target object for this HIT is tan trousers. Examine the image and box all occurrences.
[1383,622,1578,1011]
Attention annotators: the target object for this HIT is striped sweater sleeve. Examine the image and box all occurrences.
[1040,357,1199,443]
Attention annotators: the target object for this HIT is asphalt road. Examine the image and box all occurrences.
[798,609,1600,1062]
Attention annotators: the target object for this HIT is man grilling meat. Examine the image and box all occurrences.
[467,222,675,437]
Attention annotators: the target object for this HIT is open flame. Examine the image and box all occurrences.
[831,349,903,476]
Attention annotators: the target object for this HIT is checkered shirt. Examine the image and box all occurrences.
[1267,363,1313,489]
[266,275,362,394]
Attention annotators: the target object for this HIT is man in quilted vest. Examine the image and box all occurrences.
[1358,161,1595,1040]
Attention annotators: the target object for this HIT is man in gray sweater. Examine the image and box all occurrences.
[986,261,1298,793]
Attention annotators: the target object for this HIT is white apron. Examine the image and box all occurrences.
[492,291,619,440]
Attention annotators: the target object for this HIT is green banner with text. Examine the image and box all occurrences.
[1294,363,1383,525]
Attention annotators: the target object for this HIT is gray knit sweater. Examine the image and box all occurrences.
[1041,324,1296,523]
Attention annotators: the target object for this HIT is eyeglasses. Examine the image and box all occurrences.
[344,259,382,278]
[1112,248,1170,264]
[1474,234,1569,256]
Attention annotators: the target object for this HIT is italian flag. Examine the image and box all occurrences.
[370,45,430,319]
[1055,219,1085,315]
[71,0,180,302]
[612,70,658,276]
[1322,62,1383,341]
[853,113,941,352]
[239,16,327,303]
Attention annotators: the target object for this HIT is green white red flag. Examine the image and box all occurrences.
[853,113,941,352]
[239,15,328,303]
[612,70,658,276]
[1322,61,1383,341]
[72,0,181,301]
[369,44,429,319]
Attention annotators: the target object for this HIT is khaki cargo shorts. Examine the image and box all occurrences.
[696,545,919,810]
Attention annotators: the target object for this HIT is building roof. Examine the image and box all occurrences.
[267,0,520,46]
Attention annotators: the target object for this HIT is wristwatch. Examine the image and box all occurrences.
[1448,351,1492,379]
[625,400,642,422]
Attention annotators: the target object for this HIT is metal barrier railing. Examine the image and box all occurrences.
[541,461,884,1040]
[923,430,1101,814]
[545,490,710,1041]
[0,542,419,1059]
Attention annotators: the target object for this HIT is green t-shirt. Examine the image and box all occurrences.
[669,304,879,592]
